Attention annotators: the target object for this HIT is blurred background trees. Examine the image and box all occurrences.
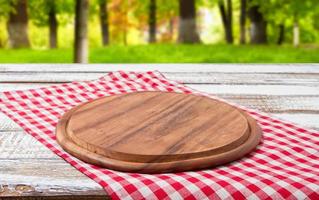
[0,0,318,62]
[7,0,30,48]
[178,0,200,43]
[28,0,73,48]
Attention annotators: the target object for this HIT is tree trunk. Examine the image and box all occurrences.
[239,0,246,44]
[248,5,267,44]
[148,0,156,43]
[99,0,109,46]
[218,0,233,44]
[7,0,30,48]
[168,18,175,42]
[277,24,285,45]
[169,18,174,36]
[123,29,127,45]
[48,1,58,49]
[293,14,300,47]
[178,0,200,43]
[74,0,89,63]
[226,0,233,42]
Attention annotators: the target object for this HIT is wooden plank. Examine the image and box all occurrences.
[1,82,319,96]
[1,112,317,132]
[188,84,319,95]
[0,129,58,159]
[0,83,49,92]
[1,72,319,85]
[1,94,319,132]
[0,111,319,132]
[0,113,20,131]
[0,160,106,197]
[1,64,319,73]
[1,85,318,129]
[1,90,319,131]
[274,113,319,129]
[0,131,106,197]
[219,94,319,114]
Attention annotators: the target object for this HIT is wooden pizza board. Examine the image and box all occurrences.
[56,91,262,173]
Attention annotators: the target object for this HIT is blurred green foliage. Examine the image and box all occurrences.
[28,0,74,26]
[254,0,319,43]
[0,44,318,63]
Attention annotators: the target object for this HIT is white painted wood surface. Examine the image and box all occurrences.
[0,64,318,198]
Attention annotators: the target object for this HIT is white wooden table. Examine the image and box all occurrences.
[0,64,318,199]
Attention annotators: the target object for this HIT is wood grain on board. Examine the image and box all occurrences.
[56,91,262,173]
[0,64,318,197]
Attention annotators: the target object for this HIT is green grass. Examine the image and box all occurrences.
[0,44,318,63]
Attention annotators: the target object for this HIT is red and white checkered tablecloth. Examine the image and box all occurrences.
[0,71,318,200]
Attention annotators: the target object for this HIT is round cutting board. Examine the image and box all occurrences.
[56,91,262,173]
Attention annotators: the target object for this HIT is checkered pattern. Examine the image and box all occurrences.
[0,71,318,200]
